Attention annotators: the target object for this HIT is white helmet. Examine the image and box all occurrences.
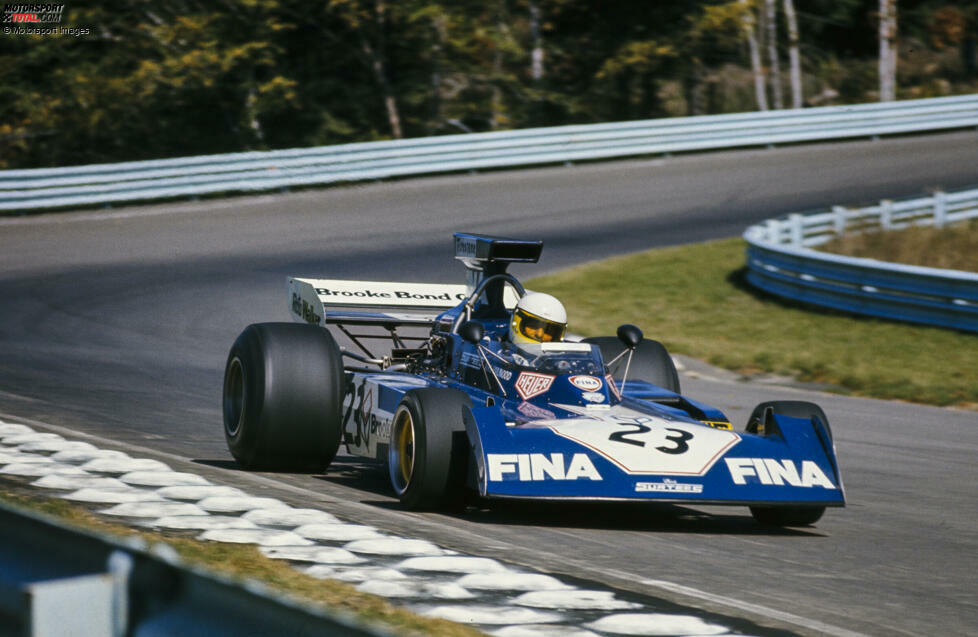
[509,292,567,344]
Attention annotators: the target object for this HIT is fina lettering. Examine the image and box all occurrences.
[487,453,602,481]
[725,458,836,489]
[570,375,603,392]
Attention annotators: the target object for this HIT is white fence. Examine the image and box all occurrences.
[2,94,978,212]
[743,188,978,332]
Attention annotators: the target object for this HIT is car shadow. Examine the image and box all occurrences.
[195,456,826,537]
[315,460,826,537]
[452,499,824,537]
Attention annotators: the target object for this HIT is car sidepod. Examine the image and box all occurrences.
[342,372,443,461]
[463,404,845,507]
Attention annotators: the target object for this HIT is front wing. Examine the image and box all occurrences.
[463,404,845,506]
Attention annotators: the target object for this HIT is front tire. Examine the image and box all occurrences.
[388,388,472,511]
[583,336,680,393]
[223,323,345,471]
[746,401,831,527]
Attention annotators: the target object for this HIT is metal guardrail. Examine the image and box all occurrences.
[743,188,978,332]
[0,502,389,637]
[2,94,978,212]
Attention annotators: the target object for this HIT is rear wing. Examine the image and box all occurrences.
[289,277,469,328]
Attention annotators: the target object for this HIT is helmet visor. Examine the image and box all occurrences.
[515,308,566,343]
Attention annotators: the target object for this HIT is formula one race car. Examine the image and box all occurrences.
[222,233,845,527]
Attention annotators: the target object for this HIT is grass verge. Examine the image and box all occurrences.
[0,484,481,637]
[528,237,978,407]
[818,219,978,272]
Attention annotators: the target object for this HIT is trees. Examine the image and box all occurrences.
[878,0,898,101]
[1,1,972,169]
[740,0,769,110]
[783,0,803,108]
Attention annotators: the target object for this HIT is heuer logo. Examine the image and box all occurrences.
[570,375,603,392]
[515,372,554,400]
[487,453,602,482]
[725,458,836,489]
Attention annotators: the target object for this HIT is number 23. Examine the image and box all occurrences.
[609,425,692,455]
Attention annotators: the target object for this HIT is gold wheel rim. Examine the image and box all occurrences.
[389,406,415,495]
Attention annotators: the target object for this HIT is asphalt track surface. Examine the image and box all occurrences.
[1,131,977,636]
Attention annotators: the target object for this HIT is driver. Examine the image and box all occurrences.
[508,292,567,344]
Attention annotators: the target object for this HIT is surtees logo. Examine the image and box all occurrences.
[636,479,703,494]
[515,372,554,400]
[725,458,836,489]
[487,453,602,481]
[570,375,603,392]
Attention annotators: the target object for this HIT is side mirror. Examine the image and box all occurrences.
[616,324,643,349]
[459,320,485,345]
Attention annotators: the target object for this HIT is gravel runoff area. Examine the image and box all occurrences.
[0,419,767,637]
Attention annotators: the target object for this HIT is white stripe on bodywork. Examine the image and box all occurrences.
[538,404,740,476]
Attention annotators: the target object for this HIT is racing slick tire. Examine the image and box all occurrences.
[746,401,831,527]
[223,322,344,472]
[582,336,681,394]
[388,388,472,511]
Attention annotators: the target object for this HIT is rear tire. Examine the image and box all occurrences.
[746,401,831,527]
[582,336,680,393]
[388,388,472,511]
[223,323,345,471]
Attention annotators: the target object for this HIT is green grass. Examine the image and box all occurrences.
[528,237,978,407]
[0,486,482,637]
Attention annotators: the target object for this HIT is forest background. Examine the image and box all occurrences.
[2,0,976,169]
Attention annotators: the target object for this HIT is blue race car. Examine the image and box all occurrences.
[222,233,845,527]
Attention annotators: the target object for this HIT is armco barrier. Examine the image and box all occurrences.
[2,94,978,212]
[743,188,978,332]
[0,502,389,637]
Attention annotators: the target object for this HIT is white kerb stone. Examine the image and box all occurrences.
[196,497,290,514]
[421,605,562,625]
[102,502,208,518]
[584,613,730,636]
[81,457,170,474]
[514,590,641,611]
